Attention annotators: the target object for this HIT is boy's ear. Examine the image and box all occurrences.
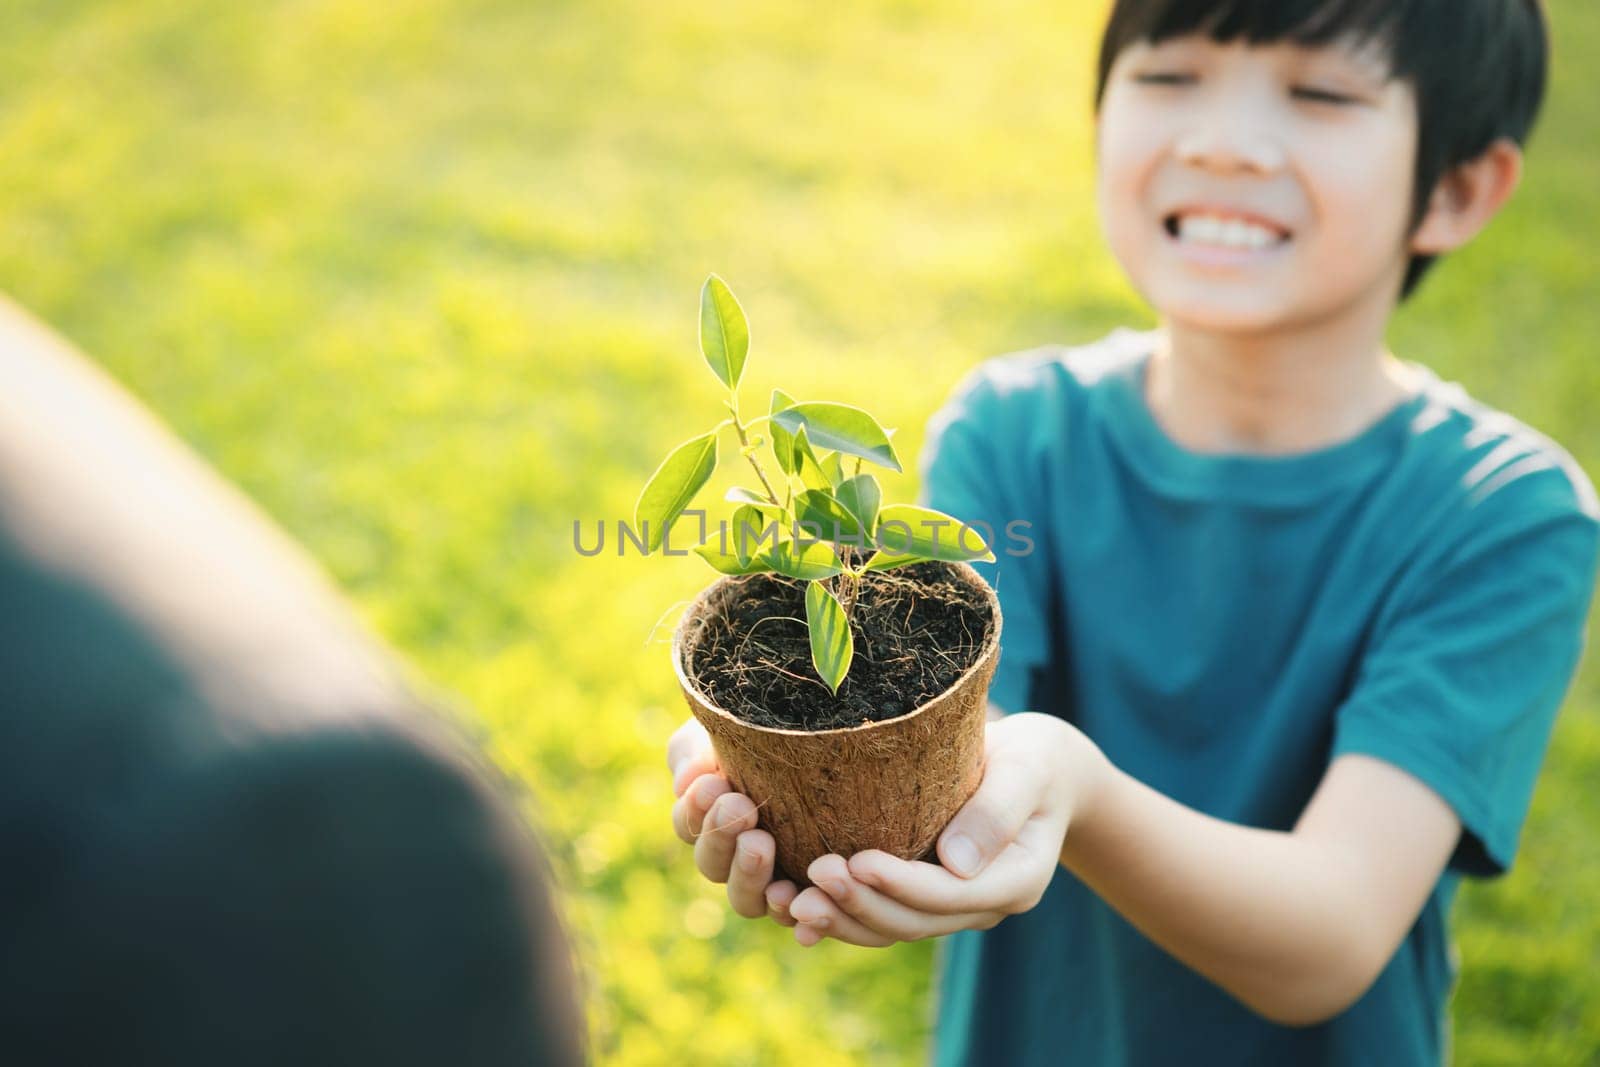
[1410,138,1524,256]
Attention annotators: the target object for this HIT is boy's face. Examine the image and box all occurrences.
[1096,34,1419,335]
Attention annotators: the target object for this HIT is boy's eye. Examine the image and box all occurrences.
[1291,86,1359,106]
[1133,72,1197,87]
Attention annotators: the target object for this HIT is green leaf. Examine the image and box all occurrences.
[819,451,846,487]
[729,504,770,567]
[864,504,995,570]
[771,402,902,473]
[862,551,939,573]
[805,580,854,695]
[770,389,798,475]
[725,486,772,506]
[725,486,784,519]
[694,534,777,576]
[762,538,844,580]
[794,489,866,544]
[793,425,833,492]
[700,274,749,391]
[635,432,719,553]
[834,473,881,536]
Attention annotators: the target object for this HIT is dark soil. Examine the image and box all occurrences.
[685,561,995,731]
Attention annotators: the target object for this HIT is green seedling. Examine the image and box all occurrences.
[636,274,994,694]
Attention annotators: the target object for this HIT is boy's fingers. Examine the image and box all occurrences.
[670,746,720,799]
[845,852,983,913]
[788,886,895,948]
[806,856,966,942]
[666,717,707,767]
[848,841,1043,917]
[671,773,730,845]
[666,718,716,795]
[694,791,759,884]
[765,879,800,927]
[936,732,1046,877]
[725,828,776,919]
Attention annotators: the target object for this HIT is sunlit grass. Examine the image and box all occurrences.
[2,1,1597,1062]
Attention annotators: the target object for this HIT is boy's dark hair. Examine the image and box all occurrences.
[1095,0,1550,299]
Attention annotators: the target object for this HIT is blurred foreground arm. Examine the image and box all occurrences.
[0,296,586,1065]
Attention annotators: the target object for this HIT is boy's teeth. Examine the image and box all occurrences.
[1176,215,1282,250]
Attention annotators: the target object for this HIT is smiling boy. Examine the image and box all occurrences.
[666,1,1600,1063]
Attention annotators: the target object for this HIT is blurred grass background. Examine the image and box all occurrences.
[2,0,1597,1063]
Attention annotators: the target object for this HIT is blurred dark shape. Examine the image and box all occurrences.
[0,296,586,1066]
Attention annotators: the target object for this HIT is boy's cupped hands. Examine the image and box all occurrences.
[668,711,1105,947]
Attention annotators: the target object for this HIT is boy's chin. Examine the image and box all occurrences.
[1137,261,1406,338]
[1139,276,1318,336]
[1149,296,1299,337]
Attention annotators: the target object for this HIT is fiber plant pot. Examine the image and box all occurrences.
[672,560,1002,887]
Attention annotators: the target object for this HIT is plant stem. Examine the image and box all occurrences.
[727,399,783,507]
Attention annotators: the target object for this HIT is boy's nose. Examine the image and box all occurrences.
[1174,126,1286,176]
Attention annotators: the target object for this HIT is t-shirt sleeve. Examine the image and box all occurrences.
[1331,467,1600,878]
[916,364,1054,717]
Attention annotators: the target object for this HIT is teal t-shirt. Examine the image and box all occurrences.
[918,330,1600,1067]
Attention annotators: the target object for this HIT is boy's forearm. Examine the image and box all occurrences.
[1058,754,1381,1026]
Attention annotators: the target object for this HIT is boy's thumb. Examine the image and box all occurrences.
[936,764,1035,878]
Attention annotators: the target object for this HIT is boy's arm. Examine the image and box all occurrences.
[807,717,1457,1025]
[1058,744,1459,1027]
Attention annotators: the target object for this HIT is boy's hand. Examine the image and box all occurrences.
[667,717,801,926]
[787,713,1101,948]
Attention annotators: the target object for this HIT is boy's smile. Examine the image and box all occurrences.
[1163,204,1292,267]
[1097,34,1419,335]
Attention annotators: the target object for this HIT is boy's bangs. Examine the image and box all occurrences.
[1140,0,1400,49]
[1097,0,1405,103]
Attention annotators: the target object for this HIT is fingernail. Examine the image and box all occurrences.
[945,834,979,876]
[810,916,830,931]
[821,880,846,899]
[738,848,762,874]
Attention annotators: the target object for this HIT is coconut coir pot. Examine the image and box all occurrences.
[672,560,1002,887]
